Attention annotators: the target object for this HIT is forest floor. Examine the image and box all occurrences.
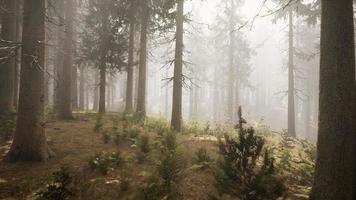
[0,113,314,200]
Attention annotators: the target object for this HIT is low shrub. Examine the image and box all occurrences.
[144,118,170,136]
[94,115,104,133]
[119,170,131,192]
[193,147,213,169]
[136,149,186,200]
[126,127,140,139]
[215,107,285,200]
[89,152,122,175]
[101,130,111,144]
[135,150,148,164]
[135,174,163,200]
[182,122,202,135]
[162,132,177,151]
[111,117,119,133]
[35,168,74,200]
[138,134,150,154]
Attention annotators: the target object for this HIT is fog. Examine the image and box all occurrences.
[4,1,356,199]
[113,0,320,141]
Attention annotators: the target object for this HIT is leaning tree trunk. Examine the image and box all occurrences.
[287,8,296,137]
[135,0,149,120]
[0,0,16,115]
[171,0,184,131]
[7,0,51,162]
[310,0,355,199]
[124,4,135,114]
[57,0,74,120]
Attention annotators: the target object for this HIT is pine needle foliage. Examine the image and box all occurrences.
[215,107,285,200]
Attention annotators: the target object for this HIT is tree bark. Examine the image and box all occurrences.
[287,8,296,137]
[71,64,78,110]
[93,71,99,111]
[171,0,184,131]
[310,0,355,199]
[53,0,65,115]
[98,63,106,114]
[79,64,85,110]
[0,0,16,115]
[7,0,51,162]
[57,0,74,120]
[13,0,22,109]
[124,4,135,114]
[135,0,149,120]
[164,67,169,117]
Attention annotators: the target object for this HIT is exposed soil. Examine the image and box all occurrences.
[0,113,312,200]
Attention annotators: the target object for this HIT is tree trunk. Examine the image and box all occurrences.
[189,86,194,120]
[171,0,184,131]
[213,56,219,122]
[98,64,106,114]
[310,1,355,199]
[57,0,74,120]
[0,0,16,115]
[226,0,236,122]
[106,75,111,111]
[71,7,79,109]
[13,0,22,109]
[7,0,51,162]
[44,33,50,107]
[79,65,85,110]
[53,0,65,115]
[71,4,78,111]
[71,64,78,110]
[165,67,169,117]
[287,8,296,137]
[93,71,99,111]
[135,0,149,120]
[124,5,135,114]
[85,82,89,110]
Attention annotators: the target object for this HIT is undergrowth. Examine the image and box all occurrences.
[89,152,122,175]
[215,107,285,200]
[35,168,74,200]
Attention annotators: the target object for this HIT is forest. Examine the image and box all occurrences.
[0,0,355,199]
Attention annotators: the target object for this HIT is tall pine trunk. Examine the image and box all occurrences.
[71,65,78,109]
[13,0,22,109]
[0,0,16,115]
[164,68,169,117]
[189,86,194,120]
[125,4,135,114]
[79,65,85,110]
[226,1,235,122]
[57,0,74,120]
[7,0,51,162]
[93,71,99,111]
[98,66,106,114]
[98,10,109,114]
[287,8,296,137]
[310,0,355,199]
[53,0,65,115]
[135,0,149,120]
[171,0,184,131]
